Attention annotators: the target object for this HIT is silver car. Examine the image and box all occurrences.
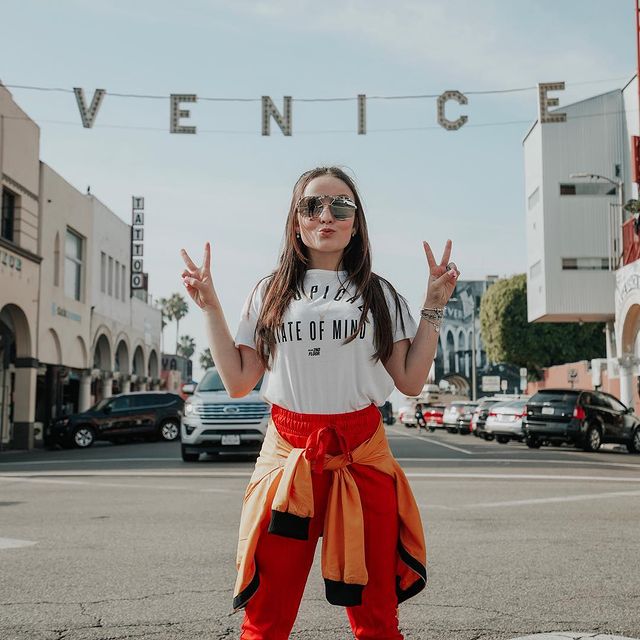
[181,368,270,461]
[483,399,529,444]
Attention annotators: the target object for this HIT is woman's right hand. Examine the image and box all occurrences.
[180,242,218,310]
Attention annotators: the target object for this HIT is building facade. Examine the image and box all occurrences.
[0,86,163,451]
[434,279,490,398]
[0,85,42,449]
[524,76,640,411]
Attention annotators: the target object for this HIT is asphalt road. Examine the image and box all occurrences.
[1,426,639,640]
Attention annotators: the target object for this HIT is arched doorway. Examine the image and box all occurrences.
[0,304,36,451]
[132,345,146,390]
[92,333,113,402]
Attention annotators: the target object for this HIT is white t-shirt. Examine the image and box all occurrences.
[234,269,418,414]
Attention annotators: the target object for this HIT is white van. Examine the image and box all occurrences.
[180,368,270,462]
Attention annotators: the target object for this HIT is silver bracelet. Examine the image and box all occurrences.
[420,307,443,332]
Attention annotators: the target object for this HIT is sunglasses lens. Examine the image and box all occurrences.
[308,197,323,217]
[299,196,356,219]
[330,199,356,220]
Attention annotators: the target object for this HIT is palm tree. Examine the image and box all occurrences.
[199,348,214,370]
[158,296,171,352]
[178,335,196,359]
[166,293,189,354]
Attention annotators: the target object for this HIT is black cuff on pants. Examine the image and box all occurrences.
[324,578,365,607]
[268,509,310,540]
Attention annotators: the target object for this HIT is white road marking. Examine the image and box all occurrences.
[2,470,640,485]
[420,488,640,511]
[0,476,244,492]
[0,457,180,466]
[406,472,640,482]
[2,456,639,471]
[0,537,37,549]
[395,457,640,469]
[387,426,473,455]
[510,633,640,639]
[0,471,251,478]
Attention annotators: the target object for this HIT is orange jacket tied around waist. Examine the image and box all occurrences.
[232,418,428,611]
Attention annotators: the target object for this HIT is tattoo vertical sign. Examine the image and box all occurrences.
[131,196,146,295]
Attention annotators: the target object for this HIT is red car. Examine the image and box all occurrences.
[420,404,445,431]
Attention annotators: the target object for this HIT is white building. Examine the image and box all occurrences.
[0,85,162,452]
[524,76,640,408]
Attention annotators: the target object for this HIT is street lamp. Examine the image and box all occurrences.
[569,172,624,269]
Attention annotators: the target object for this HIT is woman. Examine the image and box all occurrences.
[180,166,459,639]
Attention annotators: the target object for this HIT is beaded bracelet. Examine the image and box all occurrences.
[420,307,444,332]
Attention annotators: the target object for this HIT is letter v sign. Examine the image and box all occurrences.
[73,87,106,128]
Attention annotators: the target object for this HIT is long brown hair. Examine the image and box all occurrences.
[252,166,410,370]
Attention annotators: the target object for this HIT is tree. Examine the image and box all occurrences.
[158,296,171,352]
[199,348,214,370]
[165,293,189,354]
[480,274,605,376]
[178,335,196,359]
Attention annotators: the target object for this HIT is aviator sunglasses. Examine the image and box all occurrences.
[296,194,357,221]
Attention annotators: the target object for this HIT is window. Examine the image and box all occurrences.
[603,394,626,413]
[590,393,610,409]
[559,183,617,196]
[128,394,151,408]
[110,396,131,411]
[198,370,262,392]
[100,252,106,293]
[108,256,113,295]
[562,258,608,270]
[64,228,84,301]
[121,264,126,300]
[1,188,16,241]
[115,259,120,299]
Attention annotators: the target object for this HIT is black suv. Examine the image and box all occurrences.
[523,388,640,453]
[47,391,184,449]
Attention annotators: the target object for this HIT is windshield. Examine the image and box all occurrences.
[91,398,111,411]
[531,390,579,404]
[198,370,262,392]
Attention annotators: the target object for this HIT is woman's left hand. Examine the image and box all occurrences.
[422,239,459,307]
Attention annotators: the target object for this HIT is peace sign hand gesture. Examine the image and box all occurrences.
[180,242,219,311]
[422,239,459,308]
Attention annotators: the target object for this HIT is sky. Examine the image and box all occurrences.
[1,0,637,381]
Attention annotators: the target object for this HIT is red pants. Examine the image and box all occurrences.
[240,404,403,640]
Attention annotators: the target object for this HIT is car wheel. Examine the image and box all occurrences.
[626,428,640,454]
[496,435,510,444]
[159,419,181,442]
[72,425,95,448]
[181,445,200,462]
[583,425,602,452]
[526,436,541,449]
[484,433,495,441]
[428,426,436,432]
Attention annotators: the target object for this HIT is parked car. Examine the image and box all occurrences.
[455,402,479,434]
[422,404,446,431]
[180,368,271,461]
[472,397,510,439]
[443,401,478,434]
[483,399,529,444]
[523,388,640,453]
[46,391,184,449]
[399,403,418,428]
